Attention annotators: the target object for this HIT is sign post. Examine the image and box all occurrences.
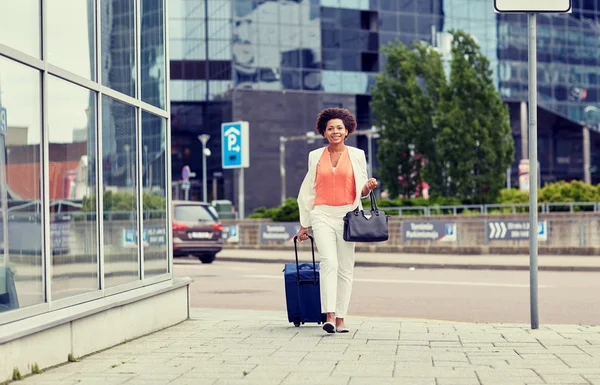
[181,165,193,200]
[495,0,572,330]
[222,121,249,219]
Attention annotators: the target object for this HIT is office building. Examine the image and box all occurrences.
[170,0,600,214]
[0,1,189,381]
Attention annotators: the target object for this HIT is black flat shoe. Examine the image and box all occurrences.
[323,322,335,333]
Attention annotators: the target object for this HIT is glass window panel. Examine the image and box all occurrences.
[281,25,301,47]
[379,13,398,31]
[322,50,341,70]
[47,76,98,300]
[281,0,301,25]
[322,29,340,49]
[304,5,321,24]
[47,0,95,79]
[321,7,340,26]
[380,0,398,11]
[259,24,280,45]
[101,96,138,288]
[302,48,320,69]
[257,0,278,23]
[302,27,321,50]
[208,40,232,60]
[281,48,300,68]
[169,0,185,18]
[398,13,416,34]
[141,0,166,109]
[208,0,231,18]
[281,69,301,90]
[341,52,361,71]
[0,57,43,312]
[0,0,40,58]
[341,29,361,49]
[260,45,282,68]
[340,9,361,29]
[398,0,416,12]
[142,113,167,278]
[322,70,342,92]
[302,69,322,91]
[209,20,232,40]
[101,0,136,97]
[234,0,256,17]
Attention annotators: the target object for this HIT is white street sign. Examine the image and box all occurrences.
[494,0,572,13]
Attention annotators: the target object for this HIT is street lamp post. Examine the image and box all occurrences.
[198,134,210,202]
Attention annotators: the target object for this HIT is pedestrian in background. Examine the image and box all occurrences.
[296,107,378,334]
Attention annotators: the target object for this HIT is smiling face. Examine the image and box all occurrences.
[324,118,348,144]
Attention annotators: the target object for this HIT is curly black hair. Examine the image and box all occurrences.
[315,108,357,136]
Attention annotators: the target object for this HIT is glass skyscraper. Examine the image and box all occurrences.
[170,0,600,215]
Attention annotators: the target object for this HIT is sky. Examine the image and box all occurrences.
[0,0,94,144]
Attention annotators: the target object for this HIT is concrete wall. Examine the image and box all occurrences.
[222,213,600,255]
[0,280,190,383]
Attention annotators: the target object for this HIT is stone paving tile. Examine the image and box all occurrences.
[539,374,590,384]
[15,308,600,385]
[349,378,435,385]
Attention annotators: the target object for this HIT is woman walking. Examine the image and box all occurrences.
[296,107,378,334]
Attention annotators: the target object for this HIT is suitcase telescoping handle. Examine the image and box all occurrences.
[293,235,317,285]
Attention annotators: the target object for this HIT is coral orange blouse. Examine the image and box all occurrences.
[314,148,356,206]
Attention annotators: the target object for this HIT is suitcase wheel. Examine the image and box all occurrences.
[293,316,301,327]
[294,323,300,327]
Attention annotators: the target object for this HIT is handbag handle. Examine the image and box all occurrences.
[369,191,379,213]
[293,235,317,284]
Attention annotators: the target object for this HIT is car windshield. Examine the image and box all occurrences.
[174,205,217,222]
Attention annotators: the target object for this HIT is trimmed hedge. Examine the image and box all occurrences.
[251,181,600,221]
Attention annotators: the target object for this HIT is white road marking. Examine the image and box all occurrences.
[245,274,552,288]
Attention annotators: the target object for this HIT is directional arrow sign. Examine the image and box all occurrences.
[488,220,548,241]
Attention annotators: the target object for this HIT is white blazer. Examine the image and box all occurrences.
[297,146,369,228]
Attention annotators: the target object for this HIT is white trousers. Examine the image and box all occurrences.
[311,204,356,319]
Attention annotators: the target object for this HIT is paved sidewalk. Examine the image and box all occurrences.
[13,308,600,385]
[215,249,600,272]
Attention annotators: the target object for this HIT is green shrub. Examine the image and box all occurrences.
[248,198,299,222]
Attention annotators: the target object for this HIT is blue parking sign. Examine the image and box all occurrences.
[221,121,249,169]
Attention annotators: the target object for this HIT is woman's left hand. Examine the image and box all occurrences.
[364,178,378,192]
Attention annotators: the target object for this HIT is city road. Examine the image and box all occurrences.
[174,259,600,325]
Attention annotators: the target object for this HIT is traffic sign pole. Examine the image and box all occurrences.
[528,13,539,330]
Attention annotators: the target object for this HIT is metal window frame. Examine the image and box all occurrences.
[0,0,172,327]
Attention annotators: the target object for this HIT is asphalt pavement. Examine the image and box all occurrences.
[214,248,600,272]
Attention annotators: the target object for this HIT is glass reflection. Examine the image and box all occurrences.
[47,0,95,79]
[141,0,166,109]
[102,96,138,288]
[0,0,40,58]
[232,0,320,89]
[142,113,168,278]
[101,0,136,97]
[48,76,98,301]
[0,57,43,312]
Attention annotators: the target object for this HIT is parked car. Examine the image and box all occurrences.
[172,200,223,263]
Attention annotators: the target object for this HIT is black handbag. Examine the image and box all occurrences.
[343,192,389,242]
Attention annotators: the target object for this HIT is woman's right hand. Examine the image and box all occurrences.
[297,226,309,242]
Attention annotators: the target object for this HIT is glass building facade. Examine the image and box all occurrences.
[169,0,600,213]
[0,0,171,324]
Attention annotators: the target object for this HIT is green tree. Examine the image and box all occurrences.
[371,40,445,198]
[371,30,514,203]
[433,31,514,203]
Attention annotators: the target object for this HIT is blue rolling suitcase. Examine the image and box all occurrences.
[283,235,327,327]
